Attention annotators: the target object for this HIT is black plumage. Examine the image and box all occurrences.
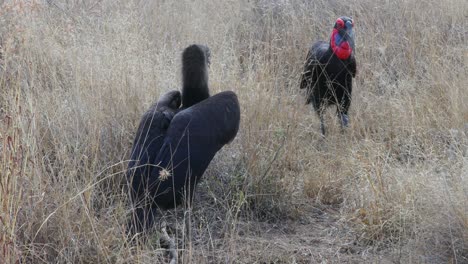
[300,16,357,135]
[181,44,211,107]
[127,44,240,233]
[127,90,182,184]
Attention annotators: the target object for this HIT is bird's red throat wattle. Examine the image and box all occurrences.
[330,29,352,60]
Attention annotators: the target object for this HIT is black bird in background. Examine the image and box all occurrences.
[300,16,357,135]
[127,44,241,233]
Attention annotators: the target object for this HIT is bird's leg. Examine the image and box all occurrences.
[336,108,349,131]
[160,221,178,264]
[338,96,351,129]
[314,102,327,136]
[339,112,349,128]
[319,110,326,136]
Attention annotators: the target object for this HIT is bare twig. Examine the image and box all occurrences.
[260,125,289,181]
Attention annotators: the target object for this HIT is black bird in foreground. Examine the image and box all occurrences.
[127,44,241,233]
[300,16,357,135]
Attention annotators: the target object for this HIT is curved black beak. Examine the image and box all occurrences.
[340,27,355,50]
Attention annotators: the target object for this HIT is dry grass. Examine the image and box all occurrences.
[0,0,467,263]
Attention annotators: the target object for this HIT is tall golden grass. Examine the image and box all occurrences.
[0,0,466,262]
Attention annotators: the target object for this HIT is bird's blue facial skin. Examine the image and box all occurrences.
[334,32,343,45]
[335,29,353,43]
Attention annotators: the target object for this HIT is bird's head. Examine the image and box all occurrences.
[157,90,181,111]
[330,16,355,60]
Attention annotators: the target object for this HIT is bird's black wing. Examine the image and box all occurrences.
[299,48,314,90]
[146,91,240,209]
[347,54,357,78]
[127,90,181,197]
[300,41,330,90]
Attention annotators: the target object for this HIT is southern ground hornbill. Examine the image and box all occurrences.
[127,45,241,233]
[300,16,357,135]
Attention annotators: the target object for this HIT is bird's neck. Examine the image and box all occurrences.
[182,83,209,108]
[181,66,210,107]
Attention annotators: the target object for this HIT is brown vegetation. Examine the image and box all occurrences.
[0,0,466,263]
